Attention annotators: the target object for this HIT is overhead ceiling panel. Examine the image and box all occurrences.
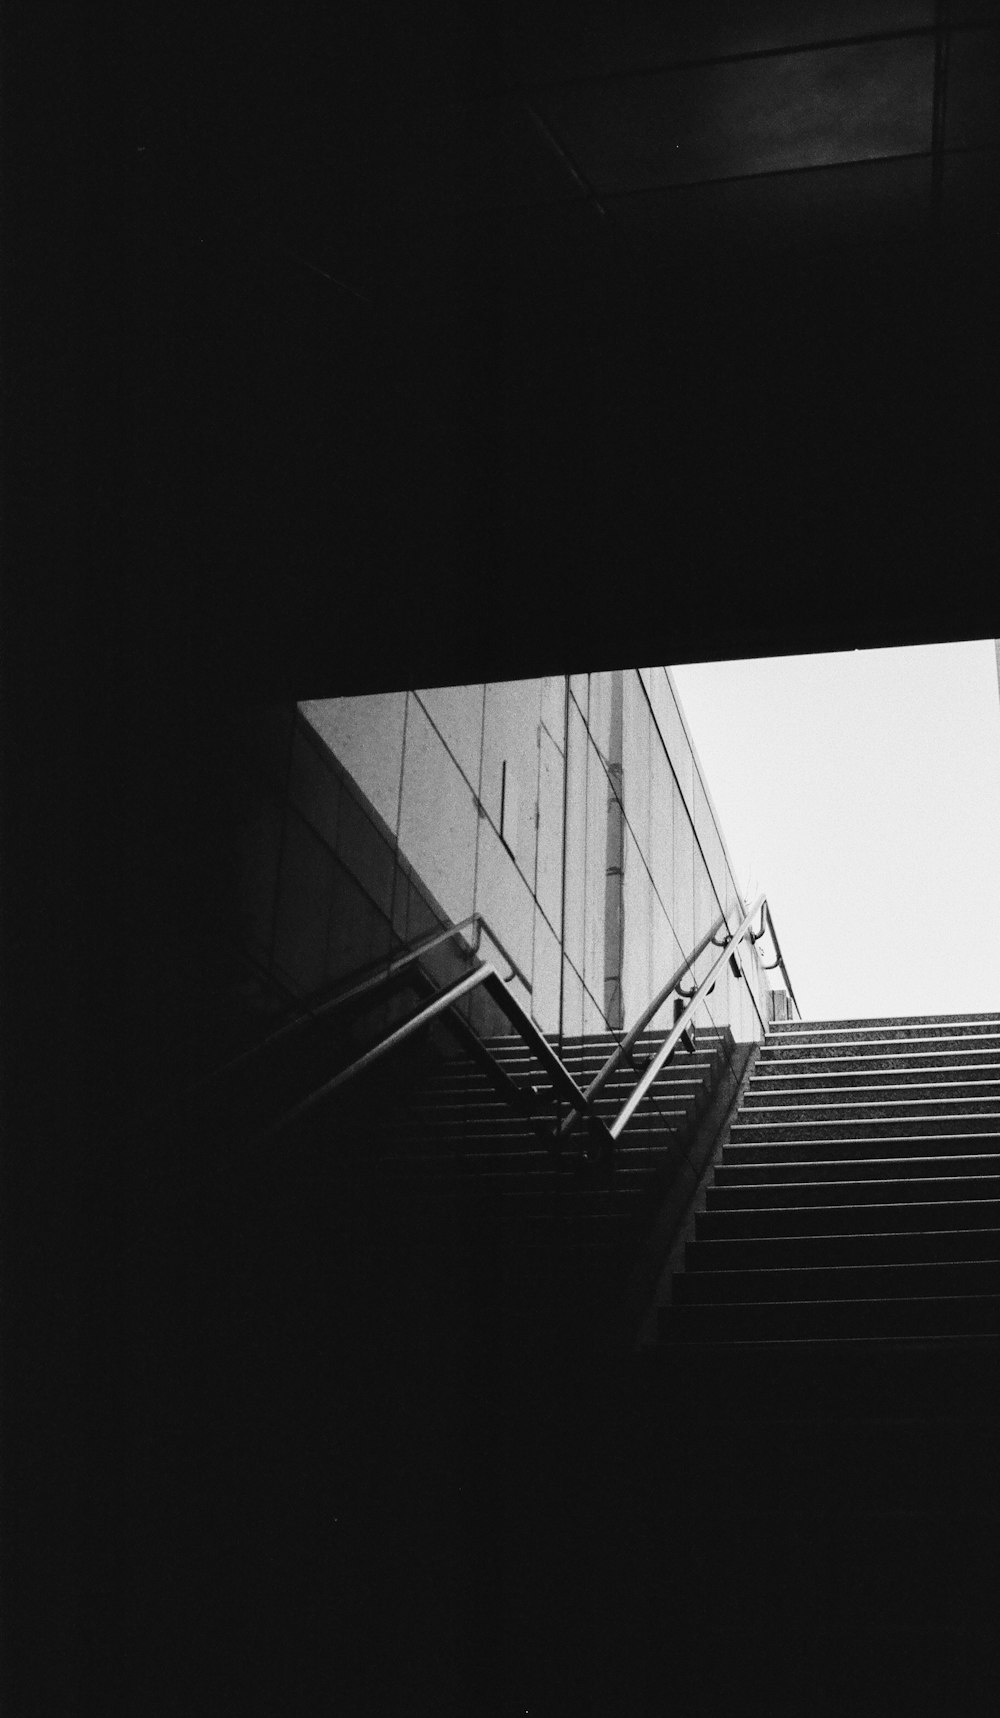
[508,1,935,85]
[532,36,934,196]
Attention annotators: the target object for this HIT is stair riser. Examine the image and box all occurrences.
[706,1175,1000,1208]
[405,1100,693,1129]
[399,1119,688,1147]
[725,1128,1000,1159]
[759,1043,1000,1068]
[737,1102,1000,1126]
[716,1153,1000,1181]
[685,1230,1000,1270]
[753,1053,1000,1078]
[743,1085,1000,1108]
[487,1029,729,1049]
[771,1011,1000,1024]
[697,1201,1000,1238]
[731,1117,1000,1141]
[767,1015,1000,1039]
[474,1044,721,1064]
[674,1261,1000,1305]
[418,1087,706,1118]
[386,1128,688,1155]
[662,1295,1000,1341]
[424,1067,711,1092]
[750,1070,1000,1095]
[481,1045,723,1069]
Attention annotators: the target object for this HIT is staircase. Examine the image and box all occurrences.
[635,1014,1000,1718]
[372,1024,747,1357]
[130,1004,1000,1714]
[666,1011,1000,1342]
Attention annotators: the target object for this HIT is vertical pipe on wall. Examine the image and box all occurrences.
[604,670,625,1031]
[558,673,571,1057]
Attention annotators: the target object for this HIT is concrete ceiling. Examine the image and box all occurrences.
[113,3,1000,693]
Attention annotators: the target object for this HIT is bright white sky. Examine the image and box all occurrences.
[670,639,1000,1024]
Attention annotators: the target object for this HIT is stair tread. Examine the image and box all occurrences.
[655,1017,1000,1351]
[732,1116,1000,1130]
[743,1089,1000,1106]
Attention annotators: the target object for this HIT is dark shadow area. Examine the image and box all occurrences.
[4,3,1000,1709]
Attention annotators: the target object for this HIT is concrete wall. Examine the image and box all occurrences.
[273,669,774,1049]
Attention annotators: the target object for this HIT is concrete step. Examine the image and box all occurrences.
[477,1036,721,1060]
[420,1065,710,1098]
[400,1114,695,1144]
[767,1013,1000,1036]
[705,1173,1000,1208]
[379,1142,681,1183]
[481,1030,725,1058]
[750,1057,1000,1084]
[697,1198,1000,1239]
[484,1027,729,1051]
[662,1292,1000,1342]
[737,1095,1000,1125]
[760,1032,1000,1062]
[715,1151,1000,1182]
[407,1093,693,1125]
[673,1258,1000,1305]
[422,1067,711,1096]
[684,1228,1000,1271]
[730,1114,1000,1142]
[743,1080,1000,1106]
[386,1125,689,1161]
[725,1126,1000,1162]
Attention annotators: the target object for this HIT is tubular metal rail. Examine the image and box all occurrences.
[264,892,798,1163]
[754,897,801,1018]
[266,915,613,1149]
[190,913,498,1096]
[558,892,799,1145]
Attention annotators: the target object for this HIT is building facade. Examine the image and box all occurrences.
[241,668,776,1057]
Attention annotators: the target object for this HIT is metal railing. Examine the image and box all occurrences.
[607,895,766,1140]
[557,894,798,1143]
[267,916,611,1147]
[754,898,801,1021]
[265,893,798,1165]
[186,912,526,1099]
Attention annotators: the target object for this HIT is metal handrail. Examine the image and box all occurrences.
[556,890,799,1146]
[264,893,798,1161]
[270,964,496,1135]
[187,912,527,1097]
[607,895,767,1140]
[755,898,801,1021]
[555,910,730,1141]
[268,957,609,1143]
